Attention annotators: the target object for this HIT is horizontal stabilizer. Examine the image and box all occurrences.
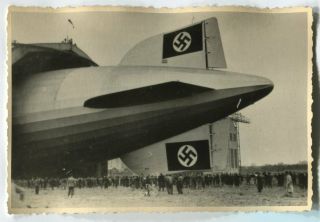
[12,42,97,82]
[84,81,213,108]
[120,17,226,69]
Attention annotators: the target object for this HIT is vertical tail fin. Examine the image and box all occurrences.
[119,17,226,69]
[204,17,227,69]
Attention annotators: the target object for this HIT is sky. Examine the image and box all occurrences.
[10,8,311,166]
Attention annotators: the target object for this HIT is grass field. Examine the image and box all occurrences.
[11,184,308,210]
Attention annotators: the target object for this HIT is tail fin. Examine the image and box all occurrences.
[119,17,226,69]
[204,18,227,69]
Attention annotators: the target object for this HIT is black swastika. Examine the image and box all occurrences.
[173,32,191,52]
[178,146,197,166]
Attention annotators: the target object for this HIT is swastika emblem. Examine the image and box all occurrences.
[172,32,192,53]
[177,145,198,167]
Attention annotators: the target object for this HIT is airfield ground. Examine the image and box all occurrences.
[11,184,308,210]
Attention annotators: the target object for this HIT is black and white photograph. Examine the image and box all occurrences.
[8,6,312,213]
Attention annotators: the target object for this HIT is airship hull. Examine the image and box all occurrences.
[12,72,272,177]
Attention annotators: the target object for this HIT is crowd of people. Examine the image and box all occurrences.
[13,171,308,198]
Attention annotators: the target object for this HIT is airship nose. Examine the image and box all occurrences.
[258,75,274,88]
[256,76,274,97]
[241,76,274,107]
[265,81,274,95]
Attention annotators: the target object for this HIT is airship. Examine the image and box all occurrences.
[11,17,273,177]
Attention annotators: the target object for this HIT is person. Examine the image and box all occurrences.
[34,178,40,195]
[67,175,77,198]
[256,172,264,193]
[49,178,55,190]
[176,174,184,194]
[285,171,294,197]
[234,174,240,187]
[144,176,151,196]
[267,172,272,188]
[158,173,165,191]
[103,176,109,189]
[165,174,173,195]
